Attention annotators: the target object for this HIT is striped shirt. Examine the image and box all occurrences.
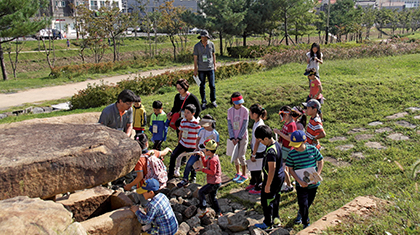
[179,117,201,149]
[286,145,323,189]
[306,115,323,148]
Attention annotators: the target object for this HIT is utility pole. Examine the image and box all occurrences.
[325,0,331,44]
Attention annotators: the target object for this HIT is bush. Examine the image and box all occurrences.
[70,62,263,109]
[70,81,121,109]
[262,42,420,69]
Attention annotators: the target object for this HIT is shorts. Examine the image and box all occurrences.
[281,146,291,161]
[227,138,248,166]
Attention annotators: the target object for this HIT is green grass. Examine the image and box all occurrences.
[1,49,420,233]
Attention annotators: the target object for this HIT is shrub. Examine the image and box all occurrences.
[70,81,121,109]
[71,62,263,109]
[262,42,420,69]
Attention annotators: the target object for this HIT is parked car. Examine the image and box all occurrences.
[33,28,63,40]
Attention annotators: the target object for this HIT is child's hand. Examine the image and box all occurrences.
[130,205,139,214]
[299,180,309,188]
[195,166,203,171]
[273,128,281,135]
[124,184,132,191]
[264,184,271,193]
[251,154,256,162]
[232,139,239,145]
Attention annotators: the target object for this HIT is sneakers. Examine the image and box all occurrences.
[294,212,310,225]
[177,179,189,188]
[197,208,208,218]
[201,103,207,110]
[255,222,273,231]
[245,184,255,191]
[174,169,180,178]
[190,177,196,184]
[303,223,311,229]
[273,217,281,227]
[216,213,223,219]
[249,189,261,195]
[236,175,248,184]
[281,185,294,193]
[232,174,241,182]
[211,101,218,108]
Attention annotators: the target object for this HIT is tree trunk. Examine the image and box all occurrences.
[243,33,246,47]
[0,44,8,81]
[170,36,177,61]
[219,32,223,57]
[284,12,289,46]
[113,37,117,62]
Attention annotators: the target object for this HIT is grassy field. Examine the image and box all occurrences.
[2,52,420,233]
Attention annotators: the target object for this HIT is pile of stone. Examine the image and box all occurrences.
[0,102,71,119]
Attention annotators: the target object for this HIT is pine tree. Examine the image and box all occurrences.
[0,0,49,80]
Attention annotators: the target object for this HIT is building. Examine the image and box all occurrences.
[126,0,200,13]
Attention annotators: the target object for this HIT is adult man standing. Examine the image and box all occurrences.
[98,89,140,137]
[193,30,217,110]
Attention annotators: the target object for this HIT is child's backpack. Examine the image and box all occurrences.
[145,151,167,189]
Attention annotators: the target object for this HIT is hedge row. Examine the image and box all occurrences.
[262,42,420,69]
[70,62,263,109]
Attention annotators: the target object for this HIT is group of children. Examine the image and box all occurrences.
[128,43,326,233]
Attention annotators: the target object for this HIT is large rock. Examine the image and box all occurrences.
[226,212,250,232]
[0,196,87,235]
[0,112,101,128]
[0,123,141,200]
[56,186,114,222]
[80,207,142,235]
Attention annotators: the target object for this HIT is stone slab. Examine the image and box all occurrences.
[347,128,367,134]
[414,115,420,120]
[365,142,387,150]
[385,112,408,119]
[329,136,347,142]
[406,107,420,112]
[375,127,393,133]
[335,144,354,151]
[350,152,365,160]
[324,157,351,167]
[355,134,374,141]
[0,122,141,200]
[368,121,383,126]
[395,121,416,129]
[387,133,410,141]
[0,196,87,235]
[56,186,114,222]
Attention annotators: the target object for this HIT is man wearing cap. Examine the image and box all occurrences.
[130,178,178,235]
[193,30,217,110]
[286,130,324,229]
[99,89,140,137]
[302,99,326,149]
[194,139,222,218]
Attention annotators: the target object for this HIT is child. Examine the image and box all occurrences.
[177,114,219,187]
[246,104,267,195]
[124,133,171,191]
[227,92,249,184]
[133,97,147,136]
[273,106,297,193]
[291,106,306,131]
[304,68,324,120]
[149,100,169,151]
[195,139,222,218]
[168,104,200,178]
[302,99,326,150]
[130,178,178,235]
[306,43,323,77]
[287,130,324,229]
[254,125,284,230]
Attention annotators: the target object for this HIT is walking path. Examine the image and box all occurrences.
[0,64,202,110]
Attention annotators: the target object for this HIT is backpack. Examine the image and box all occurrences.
[145,151,167,189]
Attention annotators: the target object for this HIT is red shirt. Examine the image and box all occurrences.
[281,121,297,149]
[309,78,323,99]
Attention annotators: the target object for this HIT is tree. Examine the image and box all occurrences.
[361,7,375,40]
[410,8,420,32]
[329,0,358,42]
[159,0,186,61]
[199,0,246,56]
[314,10,326,44]
[0,0,49,80]
[375,8,392,38]
[287,1,317,44]
[4,38,25,79]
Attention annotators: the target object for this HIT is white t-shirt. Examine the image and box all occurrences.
[198,128,220,150]
[251,119,266,153]
[306,51,323,72]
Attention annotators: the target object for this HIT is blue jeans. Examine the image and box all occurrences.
[183,154,200,180]
[199,70,216,104]
[199,183,221,214]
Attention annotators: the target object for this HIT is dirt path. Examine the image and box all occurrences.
[0,64,203,110]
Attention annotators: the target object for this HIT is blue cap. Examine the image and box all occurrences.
[289,130,307,148]
[136,178,160,194]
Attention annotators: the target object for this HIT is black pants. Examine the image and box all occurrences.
[153,140,163,151]
[168,143,195,178]
[199,183,221,214]
[249,152,264,190]
[296,186,318,226]
[261,179,283,226]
